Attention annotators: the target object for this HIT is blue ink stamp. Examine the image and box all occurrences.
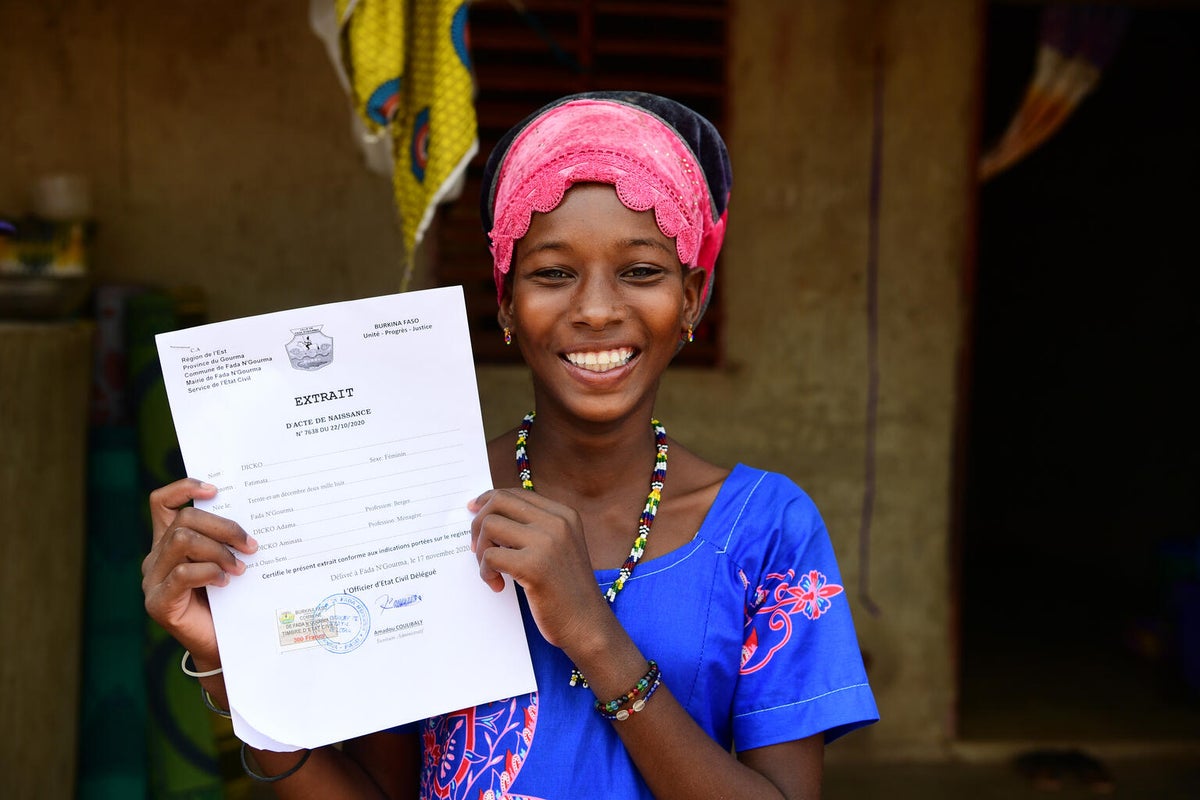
[312,593,370,653]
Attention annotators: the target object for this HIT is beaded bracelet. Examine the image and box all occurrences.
[240,742,312,783]
[181,649,223,678]
[595,660,662,721]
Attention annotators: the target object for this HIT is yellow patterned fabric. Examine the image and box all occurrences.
[335,0,477,287]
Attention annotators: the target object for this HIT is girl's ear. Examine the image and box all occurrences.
[681,267,707,328]
[497,278,515,331]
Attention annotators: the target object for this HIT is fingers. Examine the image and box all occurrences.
[141,503,256,647]
[468,488,571,543]
[468,488,584,593]
[141,549,224,655]
[149,478,216,545]
[144,510,256,586]
[143,481,256,656]
[149,479,258,556]
[174,505,259,555]
[469,490,614,651]
[468,487,564,517]
[143,483,259,605]
[469,490,538,592]
[144,558,231,604]
[472,513,529,593]
[468,489,553,556]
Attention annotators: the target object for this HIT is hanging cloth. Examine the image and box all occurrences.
[980,4,1129,182]
[312,0,477,288]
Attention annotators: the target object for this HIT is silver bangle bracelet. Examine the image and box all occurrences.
[181,649,223,678]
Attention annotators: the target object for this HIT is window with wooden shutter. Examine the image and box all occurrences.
[435,0,730,366]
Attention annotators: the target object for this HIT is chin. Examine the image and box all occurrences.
[537,388,659,428]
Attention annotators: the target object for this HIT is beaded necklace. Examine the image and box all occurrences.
[515,411,668,687]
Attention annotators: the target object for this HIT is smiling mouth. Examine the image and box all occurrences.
[563,347,635,373]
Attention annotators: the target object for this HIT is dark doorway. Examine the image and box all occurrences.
[959,3,1200,741]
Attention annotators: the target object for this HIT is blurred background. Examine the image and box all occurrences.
[1,1,1197,797]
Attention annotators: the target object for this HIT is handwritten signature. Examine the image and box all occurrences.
[377,593,422,612]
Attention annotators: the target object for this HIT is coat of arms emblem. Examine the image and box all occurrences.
[285,325,333,371]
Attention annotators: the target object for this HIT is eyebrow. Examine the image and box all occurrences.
[520,240,571,257]
[620,237,674,255]
[521,236,674,257]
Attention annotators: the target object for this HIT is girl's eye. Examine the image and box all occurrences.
[533,267,571,280]
[624,265,664,279]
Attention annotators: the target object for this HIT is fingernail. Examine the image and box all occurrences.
[246,536,259,552]
[199,482,217,491]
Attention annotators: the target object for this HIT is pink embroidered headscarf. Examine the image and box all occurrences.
[481,92,732,317]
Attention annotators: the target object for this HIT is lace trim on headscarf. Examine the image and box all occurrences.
[489,148,703,283]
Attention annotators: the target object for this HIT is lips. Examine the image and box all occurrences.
[563,347,635,373]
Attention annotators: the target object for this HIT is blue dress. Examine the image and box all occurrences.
[414,465,879,799]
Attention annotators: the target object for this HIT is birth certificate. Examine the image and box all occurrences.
[155,287,536,750]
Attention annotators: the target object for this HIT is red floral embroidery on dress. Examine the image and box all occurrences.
[740,568,844,674]
[419,693,544,800]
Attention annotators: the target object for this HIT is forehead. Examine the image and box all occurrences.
[519,184,673,250]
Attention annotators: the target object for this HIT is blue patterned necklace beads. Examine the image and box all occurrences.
[515,412,669,687]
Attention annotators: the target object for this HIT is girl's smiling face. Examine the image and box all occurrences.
[500,183,705,424]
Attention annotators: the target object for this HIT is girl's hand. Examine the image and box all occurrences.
[141,478,258,663]
[467,488,610,650]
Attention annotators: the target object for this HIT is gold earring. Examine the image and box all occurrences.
[503,327,513,345]
[683,325,694,344]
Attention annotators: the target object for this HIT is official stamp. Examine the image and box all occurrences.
[311,593,371,654]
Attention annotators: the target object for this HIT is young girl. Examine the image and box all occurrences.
[142,91,878,799]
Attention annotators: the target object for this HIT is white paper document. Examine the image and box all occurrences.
[155,287,536,750]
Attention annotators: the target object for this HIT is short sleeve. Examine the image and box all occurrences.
[729,472,879,749]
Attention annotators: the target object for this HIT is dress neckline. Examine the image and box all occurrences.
[588,463,754,579]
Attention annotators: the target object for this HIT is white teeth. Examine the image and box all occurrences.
[566,349,633,373]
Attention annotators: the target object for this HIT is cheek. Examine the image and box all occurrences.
[511,292,550,321]
[509,294,559,341]
[652,285,689,322]
[640,296,689,344]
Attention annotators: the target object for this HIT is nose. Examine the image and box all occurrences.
[572,272,625,330]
